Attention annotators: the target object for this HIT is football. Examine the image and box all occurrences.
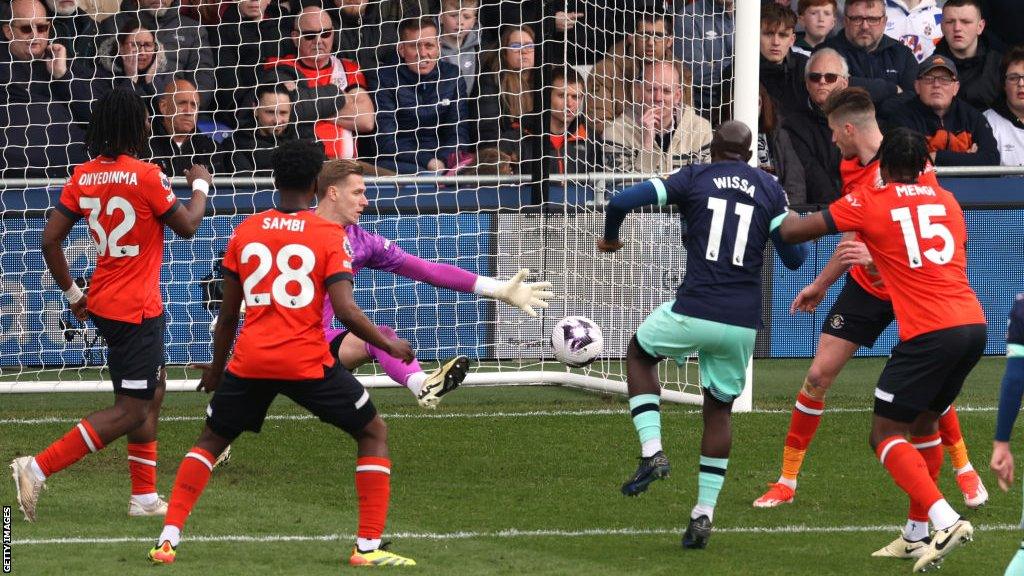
[551,316,604,367]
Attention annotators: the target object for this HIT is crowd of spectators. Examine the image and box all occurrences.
[1,0,1022,198]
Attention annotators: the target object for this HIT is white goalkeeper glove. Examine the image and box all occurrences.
[475,269,554,317]
[209,300,247,333]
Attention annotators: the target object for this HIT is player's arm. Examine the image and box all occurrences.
[769,212,809,271]
[777,209,833,243]
[162,165,211,239]
[197,271,243,393]
[393,256,553,318]
[598,178,662,252]
[992,308,1024,490]
[41,206,87,321]
[328,278,414,361]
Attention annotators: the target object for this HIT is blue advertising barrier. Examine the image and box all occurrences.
[2,176,1022,368]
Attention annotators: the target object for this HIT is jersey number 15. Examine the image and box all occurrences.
[890,204,954,268]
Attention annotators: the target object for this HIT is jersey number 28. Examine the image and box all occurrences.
[890,204,954,268]
[240,243,316,309]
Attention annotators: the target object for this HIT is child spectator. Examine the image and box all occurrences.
[793,0,837,56]
[438,0,480,93]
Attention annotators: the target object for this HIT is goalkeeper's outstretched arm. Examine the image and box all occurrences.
[390,255,554,318]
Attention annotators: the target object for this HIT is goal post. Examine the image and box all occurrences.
[0,1,760,410]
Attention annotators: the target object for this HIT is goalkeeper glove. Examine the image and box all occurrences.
[475,269,554,317]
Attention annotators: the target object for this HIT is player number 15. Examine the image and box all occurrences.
[890,204,954,268]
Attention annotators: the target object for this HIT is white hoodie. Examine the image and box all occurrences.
[884,0,942,63]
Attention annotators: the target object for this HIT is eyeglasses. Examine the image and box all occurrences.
[1006,74,1024,85]
[507,42,535,51]
[298,28,331,41]
[129,41,155,50]
[807,72,842,84]
[846,15,884,26]
[15,22,50,35]
[637,32,669,40]
[918,74,956,86]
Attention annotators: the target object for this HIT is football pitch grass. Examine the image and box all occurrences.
[1,357,1020,575]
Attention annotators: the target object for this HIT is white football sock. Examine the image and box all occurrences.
[903,519,929,542]
[927,499,960,531]
[776,476,797,490]
[406,372,427,396]
[132,492,159,506]
[640,439,662,458]
[159,525,181,547]
[955,462,974,475]
[356,537,381,552]
[691,503,715,522]
[29,458,46,482]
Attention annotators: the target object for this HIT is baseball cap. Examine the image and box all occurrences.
[918,54,958,80]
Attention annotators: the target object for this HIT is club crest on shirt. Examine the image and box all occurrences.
[343,237,354,258]
[160,172,172,192]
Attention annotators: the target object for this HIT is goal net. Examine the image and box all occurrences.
[0,0,757,409]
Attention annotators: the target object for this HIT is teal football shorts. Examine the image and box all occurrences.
[636,302,755,403]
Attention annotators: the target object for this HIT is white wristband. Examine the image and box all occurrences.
[64,283,84,304]
[473,276,502,297]
[192,180,210,195]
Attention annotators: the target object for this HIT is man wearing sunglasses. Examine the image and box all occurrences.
[266,5,375,159]
[0,0,90,177]
[880,53,999,166]
[784,47,850,204]
[820,0,918,104]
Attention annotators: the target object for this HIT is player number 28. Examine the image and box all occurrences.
[240,242,317,309]
[78,196,139,258]
[890,204,954,268]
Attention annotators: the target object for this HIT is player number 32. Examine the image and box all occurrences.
[890,204,954,268]
[240,242,317,309]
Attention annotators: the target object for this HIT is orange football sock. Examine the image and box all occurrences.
[34,419,105,477]
[355,457,391,541]
[780,391,825,481]
[128,441,158,495]
[164,447,215,529]
[877,436,943,514]
[908,432,943,522]
[939,406,971,470]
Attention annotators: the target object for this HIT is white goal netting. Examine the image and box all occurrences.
[0,0,756,407]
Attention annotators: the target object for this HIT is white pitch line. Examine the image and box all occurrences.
[11,523,1022,546]
[0,405,1001,426]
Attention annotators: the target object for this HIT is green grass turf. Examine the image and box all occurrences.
[0,357,1020,575]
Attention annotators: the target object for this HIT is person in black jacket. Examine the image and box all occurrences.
[760,3,809,120]
[880,54,1000,166]
[208,0,289,126]
[819,0,918,104]
[934,0,1002,112]
[784,47,850,205]
[473,24,540,160]
[149,76,226,175]
[758,84,806,205]
[230,83,299,174]
[44,0,99,68]
[0,0,89,177]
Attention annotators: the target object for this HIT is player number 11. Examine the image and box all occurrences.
[889,204,954,268]
[705,197,754,266]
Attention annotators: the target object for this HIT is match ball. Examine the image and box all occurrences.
[551,316,604,368]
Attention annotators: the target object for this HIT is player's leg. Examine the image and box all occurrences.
[125,367,167,517]
[871,325,984,571]
[938,404,989,508]
[332,326,469,408]
[284,364,415,566]
[620,302,683,497]
[683,320,755,550]
[755,278,890,508]
[11,315,161,522]
[149,372,271,564]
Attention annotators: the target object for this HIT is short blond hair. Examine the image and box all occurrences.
[316,159,364,199]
